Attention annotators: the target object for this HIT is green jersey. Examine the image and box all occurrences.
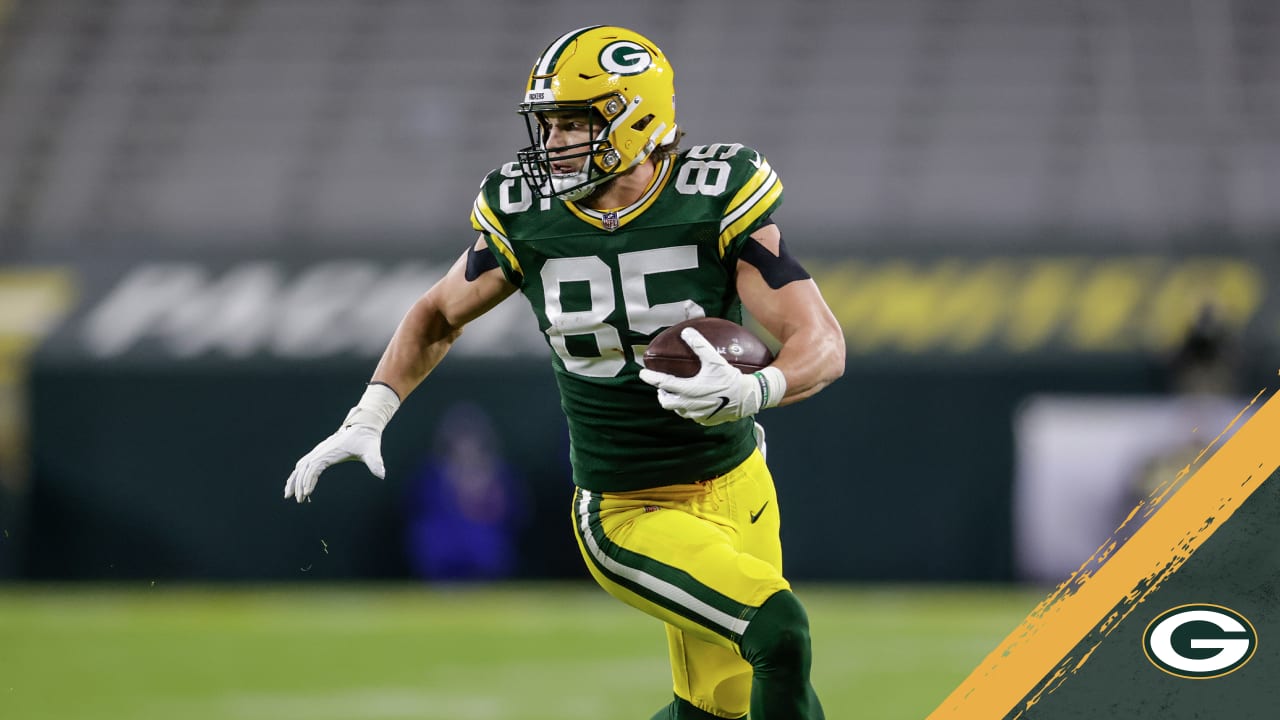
[470,143,783,492]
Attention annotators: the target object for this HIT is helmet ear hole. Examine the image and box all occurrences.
[631,114,654,132]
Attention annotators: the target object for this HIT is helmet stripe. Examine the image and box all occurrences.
[531,25,605,90]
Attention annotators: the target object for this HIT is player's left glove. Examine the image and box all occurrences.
[283,383,400,502]
[639,327,787,426]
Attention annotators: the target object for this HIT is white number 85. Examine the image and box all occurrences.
[540,246,705,377]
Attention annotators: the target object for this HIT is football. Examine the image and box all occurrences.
[642,317,774,378]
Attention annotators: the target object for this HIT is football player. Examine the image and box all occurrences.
[285,25,845,720]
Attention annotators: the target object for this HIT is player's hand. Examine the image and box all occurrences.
[283,383,400,502]
[283,423,385,502]
[639,328,785,426]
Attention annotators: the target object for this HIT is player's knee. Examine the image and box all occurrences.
[741,590,812,672]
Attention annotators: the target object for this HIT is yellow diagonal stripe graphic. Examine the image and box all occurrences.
[929,386,1280,719]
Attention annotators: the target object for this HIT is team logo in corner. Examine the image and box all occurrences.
[599,41,652,76]
[1142,604,1258,679]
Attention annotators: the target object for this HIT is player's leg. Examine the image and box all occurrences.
[573,480,762,717]
[655,449,781,717]
[728,450,824,720]
[649,693,733,720]
[649,591,823,720]
[656,622,752,718]
[740,589,825,719]
[571,449,823,719]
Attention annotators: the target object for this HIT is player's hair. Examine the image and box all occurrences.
[650,129,686,161]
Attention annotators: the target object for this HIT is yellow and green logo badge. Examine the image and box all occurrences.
[1142,604,1258,679]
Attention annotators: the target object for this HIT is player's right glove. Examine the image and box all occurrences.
[639,328,786,426]
[283,383,400,503]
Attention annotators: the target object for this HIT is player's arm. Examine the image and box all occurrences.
[638,222,844,425]
[735,222,845,406]
[371,237,517,399]
[284,237,516,502]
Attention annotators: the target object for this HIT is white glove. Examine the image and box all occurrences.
[283,383,401,503]
[639,327,786,426]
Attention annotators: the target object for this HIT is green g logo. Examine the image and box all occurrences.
[1142,604,1257,679]
[599,41,652,76]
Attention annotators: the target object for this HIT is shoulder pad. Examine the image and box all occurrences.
[677,143,783,256]
[471,161,536,235]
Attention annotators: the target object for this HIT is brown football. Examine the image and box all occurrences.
[642,317,774,378]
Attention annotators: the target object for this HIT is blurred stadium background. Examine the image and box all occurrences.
[0,0,1276,717]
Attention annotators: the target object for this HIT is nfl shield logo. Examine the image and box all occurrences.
[602,211,619,232]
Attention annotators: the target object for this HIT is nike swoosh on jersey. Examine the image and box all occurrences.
[750,501,770,524]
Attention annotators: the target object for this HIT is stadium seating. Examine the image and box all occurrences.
[0,0,1275,258]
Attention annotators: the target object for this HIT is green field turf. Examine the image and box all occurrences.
[0,583,1045,720]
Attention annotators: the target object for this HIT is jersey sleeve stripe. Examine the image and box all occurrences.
[720,163,776,235]
[470,195,522,275]
[718,168,782,256]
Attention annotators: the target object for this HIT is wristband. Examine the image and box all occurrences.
[342,382,402,431]
[753,366,787,410]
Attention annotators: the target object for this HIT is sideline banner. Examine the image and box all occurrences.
[33,253,1280,363]
[931,386,1280,718]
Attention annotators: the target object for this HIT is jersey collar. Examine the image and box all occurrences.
[565,156,673,232]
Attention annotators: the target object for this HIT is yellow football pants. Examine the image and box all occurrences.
[572,449,789,718]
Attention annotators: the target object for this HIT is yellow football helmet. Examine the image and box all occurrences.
[517,26,679,201]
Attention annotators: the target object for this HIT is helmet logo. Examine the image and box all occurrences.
[599,41,652,76]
